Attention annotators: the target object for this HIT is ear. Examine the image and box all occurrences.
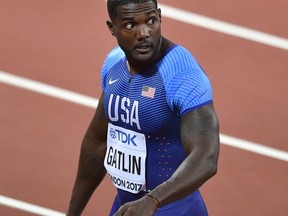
[158,8,162,22]
[106,20,116,37]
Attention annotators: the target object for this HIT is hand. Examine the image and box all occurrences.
[113,195,158,216]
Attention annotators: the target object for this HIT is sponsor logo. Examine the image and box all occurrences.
[109,128,137,146]
[109,78,119,84]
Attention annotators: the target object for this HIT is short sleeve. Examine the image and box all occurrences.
[159,46,213,116]
[167,68,213,115]
[101,46,125,91]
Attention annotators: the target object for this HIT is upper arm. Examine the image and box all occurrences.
[78,92,109,175]
[151,104,220,205]
[84,92,109,144]
[69,92,108,206]
[180,103,220,160]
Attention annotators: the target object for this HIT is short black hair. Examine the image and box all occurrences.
[107,0,158,18]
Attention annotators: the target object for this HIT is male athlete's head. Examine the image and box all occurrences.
[106,0,162,67]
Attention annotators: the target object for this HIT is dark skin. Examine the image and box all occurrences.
[67,1,220,216]
[67,93,108,216]
[106,1,169,75]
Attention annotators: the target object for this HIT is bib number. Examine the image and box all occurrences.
[104,123,147,193]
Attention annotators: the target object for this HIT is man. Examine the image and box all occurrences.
[67,0,220,215]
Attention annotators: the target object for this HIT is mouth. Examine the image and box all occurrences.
[135,43,152,53]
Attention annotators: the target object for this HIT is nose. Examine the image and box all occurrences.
[136,24,150,40]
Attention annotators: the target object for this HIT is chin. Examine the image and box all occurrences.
[134,51,155,63]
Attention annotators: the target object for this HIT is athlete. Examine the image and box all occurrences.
[67,0,220,215]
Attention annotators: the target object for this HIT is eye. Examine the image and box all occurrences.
[125,23,134,30]
[147,18,156,25]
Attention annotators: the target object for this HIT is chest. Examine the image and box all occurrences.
[103,66,176,133]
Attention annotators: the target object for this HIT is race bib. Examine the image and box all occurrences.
[104,123,147,193]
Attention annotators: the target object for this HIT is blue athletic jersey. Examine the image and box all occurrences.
[101,45,212,215]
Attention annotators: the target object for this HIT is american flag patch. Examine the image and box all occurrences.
[141,86,156,98]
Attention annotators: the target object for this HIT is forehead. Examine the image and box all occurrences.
[113,1,158,20]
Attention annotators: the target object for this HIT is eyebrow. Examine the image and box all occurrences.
[120,10,157,22]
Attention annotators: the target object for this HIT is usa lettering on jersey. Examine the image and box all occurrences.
[108,94,141,130]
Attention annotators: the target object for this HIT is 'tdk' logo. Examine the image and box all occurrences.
[109,128,137,146]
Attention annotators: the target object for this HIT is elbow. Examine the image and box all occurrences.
[206,139,220,179]
[210,162,218,178]
[206,158,218,180]
[203,150,219,180]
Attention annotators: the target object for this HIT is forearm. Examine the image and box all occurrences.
[149,145,218,207]
[67,138,107,215]
[67,176,105,216]
[150,105,220,207]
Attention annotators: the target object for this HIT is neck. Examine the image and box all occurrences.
[127,37,167,75]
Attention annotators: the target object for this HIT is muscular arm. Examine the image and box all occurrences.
[150,103,220,206]
[67,92,109,216]
[114,103,220,215]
